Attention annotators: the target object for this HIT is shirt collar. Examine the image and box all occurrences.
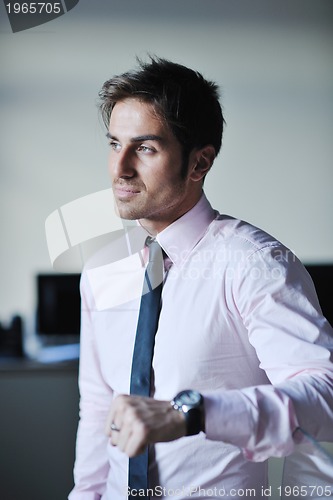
[156,192,217,267]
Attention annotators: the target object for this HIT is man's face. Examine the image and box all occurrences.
[108,98,200,234]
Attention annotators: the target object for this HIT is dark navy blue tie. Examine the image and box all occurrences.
[128,237,164,498]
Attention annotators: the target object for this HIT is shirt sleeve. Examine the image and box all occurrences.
[203,244,333,462]
[68,271,113,499]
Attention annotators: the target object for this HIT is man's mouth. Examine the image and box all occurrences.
[114,185,141,199]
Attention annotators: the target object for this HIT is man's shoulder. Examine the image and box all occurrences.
[203,214,298,274]
[209,214,287,254]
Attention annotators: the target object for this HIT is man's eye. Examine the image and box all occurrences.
[109,141,121,151]
[137,145,155,154]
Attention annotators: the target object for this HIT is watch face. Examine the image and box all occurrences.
[172,390,205,436]
[176,390,201,407]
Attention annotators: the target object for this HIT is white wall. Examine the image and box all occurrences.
[0,0,332,331]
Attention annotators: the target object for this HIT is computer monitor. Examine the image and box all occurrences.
[36,273,81,338]
[304,264,333,328]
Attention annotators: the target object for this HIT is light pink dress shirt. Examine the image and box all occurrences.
[69,193,333,499]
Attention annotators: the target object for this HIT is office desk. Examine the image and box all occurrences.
[0,358,79,500]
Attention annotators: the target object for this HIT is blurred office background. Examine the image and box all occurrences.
[0,1,332,498]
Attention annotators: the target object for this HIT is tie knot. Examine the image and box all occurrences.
[145,235,155,246]
[145,237,162,264]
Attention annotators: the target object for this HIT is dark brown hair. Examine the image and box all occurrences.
[99,57,225,162]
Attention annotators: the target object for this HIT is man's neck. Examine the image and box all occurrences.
[138,191,204,236]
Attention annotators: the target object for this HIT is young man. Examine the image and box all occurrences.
[69,58,333,499]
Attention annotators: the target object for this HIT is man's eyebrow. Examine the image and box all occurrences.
[130,134,164,143]
[105,132,164,143]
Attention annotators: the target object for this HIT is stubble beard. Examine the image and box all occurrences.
[114,180,189,224]
[114,199,145,221]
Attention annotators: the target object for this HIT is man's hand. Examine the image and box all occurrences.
[105,395,186,457]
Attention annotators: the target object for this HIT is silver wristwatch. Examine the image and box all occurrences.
[171,389,205,436]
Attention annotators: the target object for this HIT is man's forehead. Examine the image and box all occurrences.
[109,98,172,137]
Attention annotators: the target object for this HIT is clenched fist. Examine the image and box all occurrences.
[105,395,186,457]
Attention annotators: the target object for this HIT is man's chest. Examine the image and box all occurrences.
[89,265,268,397]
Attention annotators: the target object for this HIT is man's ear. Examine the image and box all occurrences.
[188,145,216,182]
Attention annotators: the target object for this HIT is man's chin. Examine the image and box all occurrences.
[114,203,141,221]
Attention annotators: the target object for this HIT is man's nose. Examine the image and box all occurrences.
[110,148,135,178]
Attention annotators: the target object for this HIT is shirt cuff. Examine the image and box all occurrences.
[203,389,254,446]
[203,386,299,462]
